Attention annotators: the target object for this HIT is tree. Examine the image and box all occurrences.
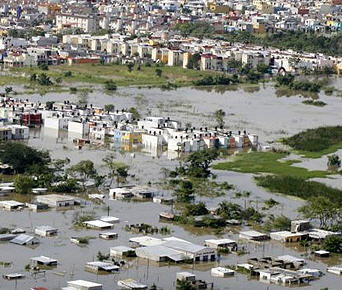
[5,87,12,95]
[187,53,201,69]
[127,63,134,72]
[217,201,242,219]
[14,175,35,194]
[67,160,97,191]
[30,73,37,82]
[37,73,52,86]
[174,180,194,202]
[104,104,115,113]
[104,80,117,91]
[177,149,219,178]
[0,143,50,174]
[256,63,269,74]
[276,74,295,86]
[322,235,342,253]
[299,196,339,228]
[155,68,162,77]
[214,109,226,128]
[55,77,62,85]
[184,202,209,216]
[102,154,129,187]
[327,154,341,171]
[39,63,49,71]
[128,107,140,119]
[45,101,55,110]
[176,279,196,290]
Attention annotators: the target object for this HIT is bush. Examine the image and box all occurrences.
[14,175,35,194]
[283,126,342,152]
[104,80,117,91]
[255,175,342,205]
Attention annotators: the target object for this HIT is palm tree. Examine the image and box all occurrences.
[102,154,129,187]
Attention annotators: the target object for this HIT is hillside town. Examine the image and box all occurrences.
[0,1,341,73]
[1,1,342,290]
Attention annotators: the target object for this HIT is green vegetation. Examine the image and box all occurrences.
[216,201,264,223]
[193,74,239,86]
[0,142,50,174]
[327,154,341,171]
[9,63,221,87]
[173,22,215,38]
[302,100,327,107]
[299,196,341,228]
[263,215,291,231]
[322,235,342,253]
[225,31,342,56]
[255,175,342,205]
[14,175,35,194]
[102,154,129,187]
[104,104,115,113]
[72,212,96,227]
[67,160,99,191]
[214,109,226,128]
[276,75,322,93]
[283,126,342,158]
[213,151,328,179]
[173,149,219,179]
[104,80,117,91]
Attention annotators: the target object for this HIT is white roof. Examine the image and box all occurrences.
[129,236,163,246]
[31,256,57,264]
[68,280,102,287]
[111,246,134,252]
[0,200,24,206]
[315,250,330,255]
[240,230,267,237]
[211,267,235,273]
[99,216,120,223]
[86,261,119,271]
[83,220,113,228]
[35,225,58,232]
[205,238,236,245]
[277,255,305,263]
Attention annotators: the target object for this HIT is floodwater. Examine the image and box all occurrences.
[1,82,342,289]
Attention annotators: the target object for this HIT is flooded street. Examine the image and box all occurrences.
[1,82,342,289]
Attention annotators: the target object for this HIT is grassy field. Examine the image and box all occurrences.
[255,175,342,204]
[282,126,342,158]
[213,151,329,179]
[8,63,219,87]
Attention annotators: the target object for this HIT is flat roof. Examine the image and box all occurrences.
[83,220,113,228]
[67,280,102,287]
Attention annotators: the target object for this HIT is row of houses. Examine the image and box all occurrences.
[0,98,260,152]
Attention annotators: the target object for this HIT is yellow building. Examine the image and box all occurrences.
[121,131,143,144]
[253,0,274,14]
[207,2,231,14]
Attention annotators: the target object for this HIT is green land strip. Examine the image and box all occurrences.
[213,151,329,179]
[7,64,220,87]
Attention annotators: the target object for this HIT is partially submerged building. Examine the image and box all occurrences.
[10,234,39,246]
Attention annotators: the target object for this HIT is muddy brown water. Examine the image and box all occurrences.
[1,83,342,289]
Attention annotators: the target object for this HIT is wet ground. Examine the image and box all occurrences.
[1,82,342,289]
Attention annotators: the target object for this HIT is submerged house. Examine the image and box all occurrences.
[83,220,113,230]
[35,226,58,237]
[270,231,308,243]
[10,234,39,246]
[85,261,119,273]
[30,256,58,267]
[117,279,148,290]
[239,230,269,241]
[0,200,25,211]
[110,246,136,258]
[133,236,217,263]
[36,194,78,207]
[204,238,238,251]
[64,280,102,290]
